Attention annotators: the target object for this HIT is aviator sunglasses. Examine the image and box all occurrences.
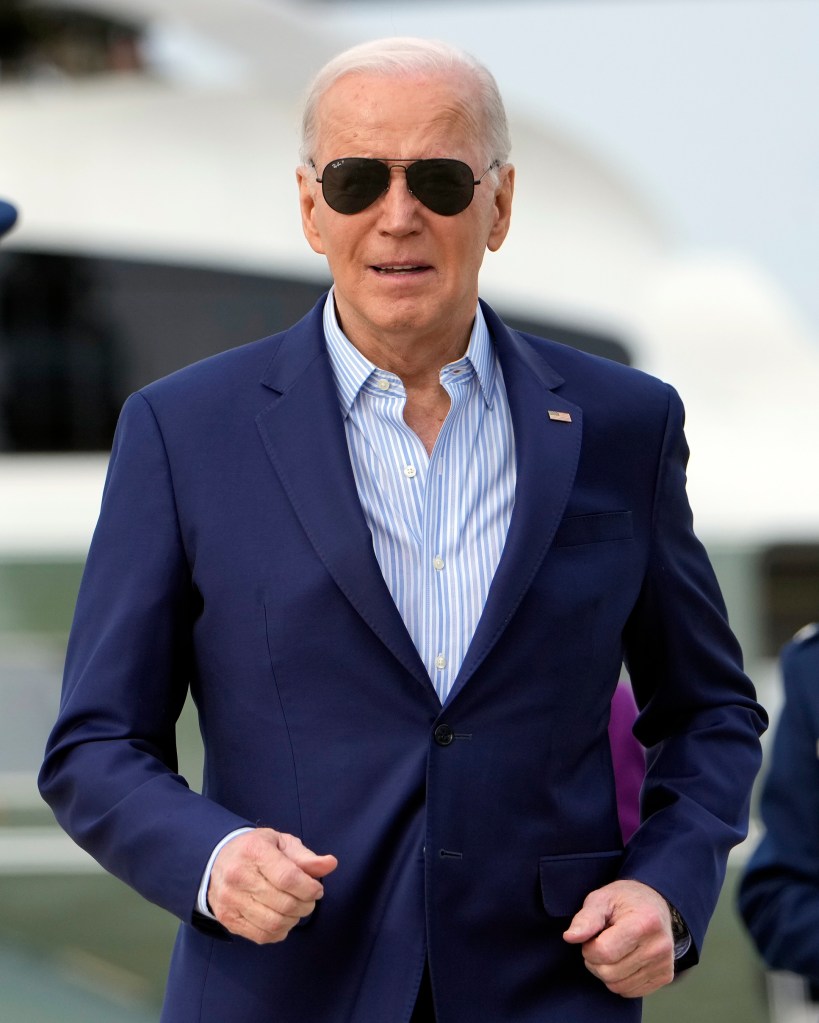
[311,157,500,217]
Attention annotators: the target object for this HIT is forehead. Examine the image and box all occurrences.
[313,70,485,160]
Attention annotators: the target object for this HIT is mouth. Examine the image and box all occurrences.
[371,264,431,275]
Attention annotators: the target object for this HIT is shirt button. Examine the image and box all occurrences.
[435,654,447,670]
[404,465,417,478]
[376,378,390,391]
[433,556,445,571]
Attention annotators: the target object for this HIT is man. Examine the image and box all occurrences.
[40,37,766,1022]
[739,625,819,990]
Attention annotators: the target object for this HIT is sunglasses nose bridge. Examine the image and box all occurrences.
[384,162,412,195]
[378,163,421,212]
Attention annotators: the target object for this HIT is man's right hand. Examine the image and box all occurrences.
[208,828,338,944]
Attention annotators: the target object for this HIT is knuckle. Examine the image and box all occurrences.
[245,831,273,859]
[220,906,296,946]
[267,918,297,943]
[221,861,250,888]
[277,893,303,917]
[269,853,298,883]
[217,897,242,920]
[261,904,299,935]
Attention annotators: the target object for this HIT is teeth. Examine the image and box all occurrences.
[376,265,422,273]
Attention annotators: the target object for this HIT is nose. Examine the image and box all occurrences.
[377,165,421,231]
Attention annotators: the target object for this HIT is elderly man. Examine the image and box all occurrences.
[40,37,765,1022]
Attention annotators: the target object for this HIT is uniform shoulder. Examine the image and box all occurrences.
[781,624,819,684]
[792,623,819,645]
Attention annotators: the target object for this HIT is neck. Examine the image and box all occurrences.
[368,332,470,388]
[359,330,463,455]
[331,295,478,454]
[334,304,475,390]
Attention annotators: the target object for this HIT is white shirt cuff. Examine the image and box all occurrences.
[196,827,255,919]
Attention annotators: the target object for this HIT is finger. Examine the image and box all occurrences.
[584,933,670,978]
[582,929,674,996]
[212,869,319,943]
[563,901,609,945]
[220,898,304,945]
[246,881,321,920]
[586,915,673,969]
[276,831,339,880]
[586,954,675,998]
[579,918,642,965]
[222,829,329,902]
[610,964,675,999]
[256,837,335,903]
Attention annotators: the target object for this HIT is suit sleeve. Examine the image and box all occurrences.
[738,640,819,981]
[38,392,252,930]
[619,385,767,967]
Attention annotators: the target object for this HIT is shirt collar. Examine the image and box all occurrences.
[322,288,497,418]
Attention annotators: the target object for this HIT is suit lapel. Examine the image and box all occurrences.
[446,303,583,704]
[255,302,431,690]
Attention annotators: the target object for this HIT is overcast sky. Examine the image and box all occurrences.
[317,0,819,342]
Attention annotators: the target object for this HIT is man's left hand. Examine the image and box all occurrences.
[562,879,675,997]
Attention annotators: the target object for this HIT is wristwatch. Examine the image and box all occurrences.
[667,902,687,943]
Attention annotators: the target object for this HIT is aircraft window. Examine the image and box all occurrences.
[0,249,630,453]
[761,544,819,654]
[0,3,145,81]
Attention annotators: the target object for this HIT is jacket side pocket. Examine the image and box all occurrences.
[539,850,623,918]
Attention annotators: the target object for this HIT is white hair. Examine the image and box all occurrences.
[299,37,511,170]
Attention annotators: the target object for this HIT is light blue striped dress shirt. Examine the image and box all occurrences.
[323,291,517,703]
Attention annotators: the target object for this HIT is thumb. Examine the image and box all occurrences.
[276,831,339,879]
[302,853,338,880]
[563,895,610,945]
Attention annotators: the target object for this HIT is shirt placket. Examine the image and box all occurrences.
[367,371,430,659]
[424,370,471,701]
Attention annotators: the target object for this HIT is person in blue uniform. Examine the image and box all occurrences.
[739,624,819,989]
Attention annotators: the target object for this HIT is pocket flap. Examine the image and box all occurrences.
[553,511,633,548]
[539,850,622,918]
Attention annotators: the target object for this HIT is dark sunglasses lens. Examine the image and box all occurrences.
[321,159,389,214]
[406,159,475,216]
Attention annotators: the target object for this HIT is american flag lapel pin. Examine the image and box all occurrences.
[548,410,572,423]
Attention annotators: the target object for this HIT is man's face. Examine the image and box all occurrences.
[297,71,514,356]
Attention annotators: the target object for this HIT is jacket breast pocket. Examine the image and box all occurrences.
[553,511,633,549]
[539,850,623,918]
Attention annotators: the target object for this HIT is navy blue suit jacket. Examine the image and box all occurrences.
[40,298,765,1022]
[739,627,819,982]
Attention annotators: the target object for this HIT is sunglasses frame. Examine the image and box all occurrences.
[310,157,500,217]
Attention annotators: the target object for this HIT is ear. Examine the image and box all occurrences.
[297,166,326,256]
[486,164,515,253]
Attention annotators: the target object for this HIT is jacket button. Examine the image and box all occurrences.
[434,723,455,746]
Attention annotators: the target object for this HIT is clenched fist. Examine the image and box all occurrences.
[208,828,338,944]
